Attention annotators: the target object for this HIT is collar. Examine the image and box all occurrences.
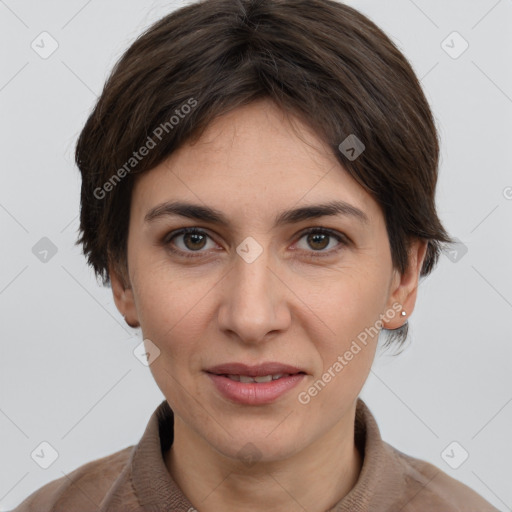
[121,397,406,512]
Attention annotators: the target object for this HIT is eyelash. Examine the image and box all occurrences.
[162,227,349,259]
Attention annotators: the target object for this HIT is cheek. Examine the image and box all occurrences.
[131,263,216,361]
[308,326,377,413]
[131,253,192,326]
[312,268,389,343]
[133,271,208,408]
[306,268,389,386]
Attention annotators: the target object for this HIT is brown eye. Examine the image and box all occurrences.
[306,232,330,251]
[295,228,347,256]
[164,228,216,258]
[182,232,208,251]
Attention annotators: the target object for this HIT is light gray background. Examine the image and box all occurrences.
[1,0,511,510]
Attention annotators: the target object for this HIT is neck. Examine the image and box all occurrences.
[164,405,363,512]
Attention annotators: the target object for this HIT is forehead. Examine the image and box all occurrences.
[131,100,381,228]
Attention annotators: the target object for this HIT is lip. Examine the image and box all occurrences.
[205,362,306,377]
[204,362,307,405]
[206,373,306,405]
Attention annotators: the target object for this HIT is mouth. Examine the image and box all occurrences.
[204,362,307,405]
[217,372,305,383]
[205,361,307,378]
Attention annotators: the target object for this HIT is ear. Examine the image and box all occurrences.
[109,262,140,329]
[382,239,428,329]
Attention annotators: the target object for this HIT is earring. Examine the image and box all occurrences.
[384,308,407,331]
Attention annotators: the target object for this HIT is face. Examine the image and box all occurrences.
[111,99,426,464]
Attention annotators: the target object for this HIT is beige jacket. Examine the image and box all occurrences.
[13,398,499,511]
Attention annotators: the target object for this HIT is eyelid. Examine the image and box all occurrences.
[162,226,217,254]
[293,226,349,256]
[162,226,349,258]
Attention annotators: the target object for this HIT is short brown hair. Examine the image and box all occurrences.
[75,0,453,349]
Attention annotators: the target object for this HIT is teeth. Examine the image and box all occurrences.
[226,373,290,383]
[254,375,273,383]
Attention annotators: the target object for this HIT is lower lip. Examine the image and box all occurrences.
[206,372,306,405]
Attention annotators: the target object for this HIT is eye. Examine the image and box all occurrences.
[162,226,348,259]
[163,227,217,258]
[294,227,347,256]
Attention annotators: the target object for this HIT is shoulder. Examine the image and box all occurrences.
[385,442,500,511]
[12,445,134,512]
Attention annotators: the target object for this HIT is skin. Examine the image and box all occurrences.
[110,98,427,512]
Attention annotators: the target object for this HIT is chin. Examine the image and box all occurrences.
[206,427,304,466]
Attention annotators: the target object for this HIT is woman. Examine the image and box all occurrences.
[13,0,499,510]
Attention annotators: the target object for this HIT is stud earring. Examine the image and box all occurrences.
[401,311,406,316]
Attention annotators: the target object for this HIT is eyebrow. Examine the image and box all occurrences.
[144,199,369,227]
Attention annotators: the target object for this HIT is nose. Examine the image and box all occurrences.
[217,243,291,345]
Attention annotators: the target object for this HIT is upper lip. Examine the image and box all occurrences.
[205,362,306,377]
